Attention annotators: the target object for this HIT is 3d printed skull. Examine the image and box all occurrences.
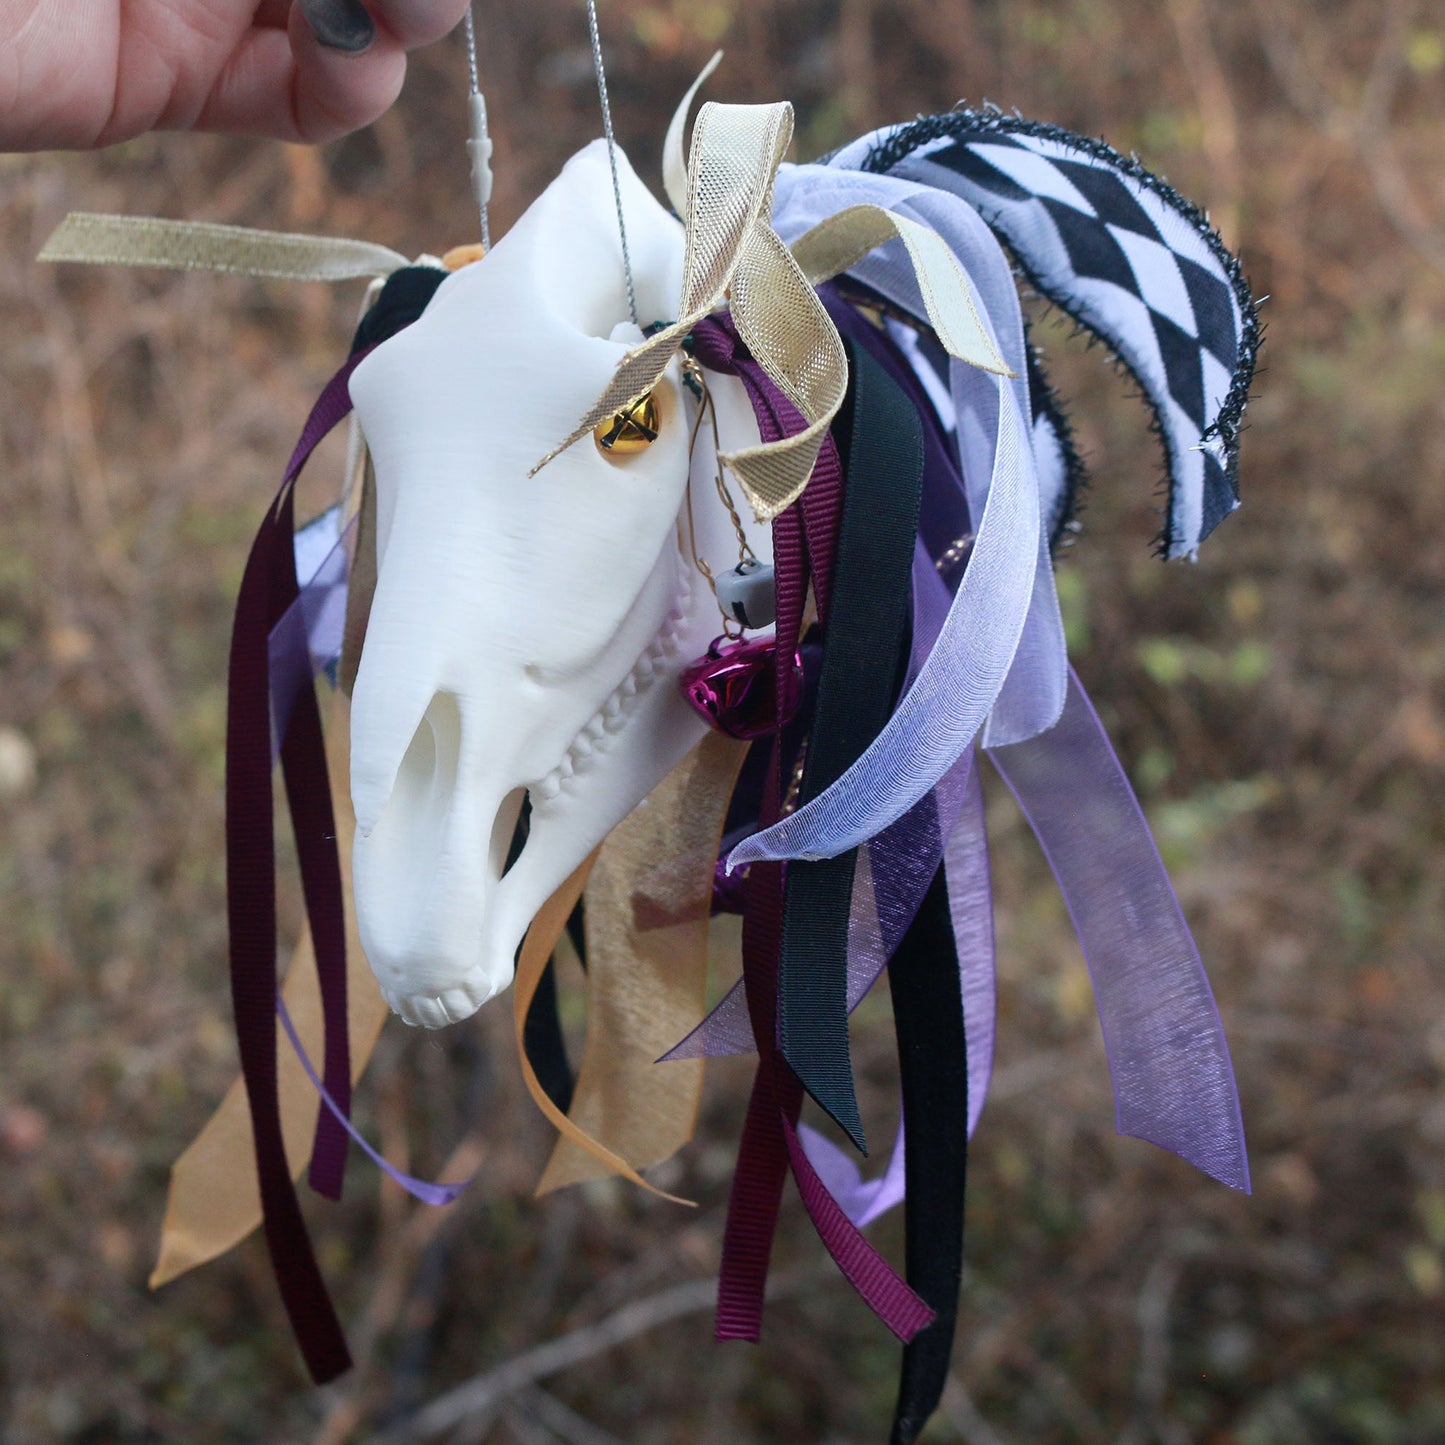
[347,140,768,1028]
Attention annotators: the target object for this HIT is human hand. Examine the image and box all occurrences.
[0,0,471,151]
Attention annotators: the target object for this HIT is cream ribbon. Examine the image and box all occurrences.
[44,85,1015,529]
[542,83,1013,523]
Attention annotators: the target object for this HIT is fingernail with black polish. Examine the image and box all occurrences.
[299,0,376,52]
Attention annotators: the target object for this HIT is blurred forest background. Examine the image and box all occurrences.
[2,0,1443,1440]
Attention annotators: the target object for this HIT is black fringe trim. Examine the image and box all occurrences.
[856,108,1261,557]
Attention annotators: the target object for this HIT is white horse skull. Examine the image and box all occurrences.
[347,140,768,1028]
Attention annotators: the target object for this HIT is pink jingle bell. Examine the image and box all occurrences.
[680,635,803,740]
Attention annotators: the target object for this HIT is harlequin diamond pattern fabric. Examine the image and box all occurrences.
[839,112,1259,561]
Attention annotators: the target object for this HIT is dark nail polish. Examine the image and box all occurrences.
[299,0,376,52]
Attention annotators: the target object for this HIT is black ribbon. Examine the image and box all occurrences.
[888,860,969,1444]
[778,336,925,1152]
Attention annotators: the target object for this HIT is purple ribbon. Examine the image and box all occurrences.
[800,1110,907,1228]
[276,992,471,1207]
[667,544,986,1065]
[946,759,995,1144]
[680,667,1248,1193]
[987,670,1250,1193]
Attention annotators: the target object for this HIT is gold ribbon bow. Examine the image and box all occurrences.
[539,64,1014,522]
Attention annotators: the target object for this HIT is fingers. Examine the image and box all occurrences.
[297,0,472,53]
[287,2,408,139]
[194,17,404,143]
[297,0,375,52]
[362,0,473,50]
[201,0,471,144]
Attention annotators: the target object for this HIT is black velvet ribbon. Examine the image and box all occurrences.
[778,335,925,1153]
[888,862,969,1443]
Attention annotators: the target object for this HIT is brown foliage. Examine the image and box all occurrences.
[1,0,1443,1440]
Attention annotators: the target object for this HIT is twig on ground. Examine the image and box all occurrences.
[375,1270,811,1443]
[312,1132,489,1445]
[941,1376,1012,1445]
[1128,1241,1190,1441]
[513,1387,624,1445]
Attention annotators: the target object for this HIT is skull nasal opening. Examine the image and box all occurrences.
[493,788,530,882]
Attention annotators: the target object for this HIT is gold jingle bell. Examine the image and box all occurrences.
[594,390,661,455]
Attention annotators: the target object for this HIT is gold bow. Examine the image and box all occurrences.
[539,67,1014,522]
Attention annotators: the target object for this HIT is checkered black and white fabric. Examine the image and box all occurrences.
[835,112,1259,560]
[877,308,1085,555]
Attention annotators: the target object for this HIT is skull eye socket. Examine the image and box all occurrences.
[593,389,661,457]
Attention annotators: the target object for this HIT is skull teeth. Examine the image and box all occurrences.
[532,551,694,803]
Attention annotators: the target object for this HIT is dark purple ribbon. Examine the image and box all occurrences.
[227,356,365,1383]
[268,526,477,1211]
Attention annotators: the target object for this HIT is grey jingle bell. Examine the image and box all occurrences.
[716,559,776,630]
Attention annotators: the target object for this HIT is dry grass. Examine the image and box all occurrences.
[1,1,1443,1440]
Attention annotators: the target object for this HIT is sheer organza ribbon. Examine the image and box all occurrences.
[989,671,1250,1191]
[678,290,1245,1194]
[726,371,1037,866]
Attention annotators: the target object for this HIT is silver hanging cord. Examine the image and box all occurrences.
[463,6,493,249]
[585,0,640,328]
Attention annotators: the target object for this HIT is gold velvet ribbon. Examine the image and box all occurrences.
[537,732,748,1194]
[151,692,390,1287]
[534,96,843,523]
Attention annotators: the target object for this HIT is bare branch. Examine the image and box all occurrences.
[512,1387,624,1445]
[376,1271,811,1443]
[941,1377,1012,1445]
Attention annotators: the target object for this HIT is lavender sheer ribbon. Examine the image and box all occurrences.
[268,513,473,1208]
[276,992,470,1206]
[800,1111,907,1228]
[727,367,1034,869]
[668,552,995,1139]
[946,758,995,1143]
[730,167,1065,868]
[773,165,1068,752]
[987,670,1250,1192]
